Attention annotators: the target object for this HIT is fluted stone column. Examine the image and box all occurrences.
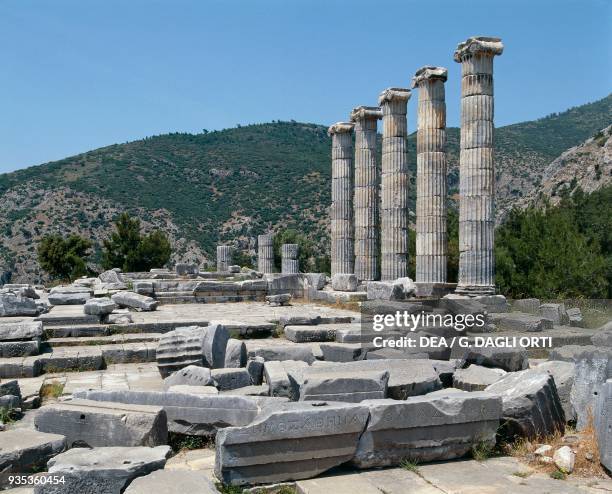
[257,234,274,274]
[281,244,299,274]
[412,67,448,284]
[329,122,355,277]
[217,245,232,272]
[378,88,411,281]
[454,36,503,295]
[351,106,382,281]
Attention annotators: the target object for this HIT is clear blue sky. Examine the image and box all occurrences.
[1,0,610,173]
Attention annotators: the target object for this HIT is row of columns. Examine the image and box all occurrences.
[329,36,503,295]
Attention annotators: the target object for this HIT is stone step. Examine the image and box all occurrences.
[45,333,161,347]
[284,323,361,343]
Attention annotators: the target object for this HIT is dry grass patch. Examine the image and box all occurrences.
[39,381,65,400]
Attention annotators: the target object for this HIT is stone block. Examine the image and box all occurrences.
[366,281,406,301]
[566,307,584,327]
[248,345,315,364]
[485,369,565,439]
[592,331,612,347]
[35,446,171,494]
[34,398,168,447]
[163,365,212,389]
[84,297,116,315]
[488,312,552,332]
[460,346,529,372]
[0,292,39,316]
[124,469,218,494]
[284,325,337,343]
[595,378,612,471]
[246,357,265,385]
[299,369,389,403]
[224,339,247,368]
[331,274,358,292]
[203,323,230,369]
[112,291,158,311]
[215,401,369,486]
[320,342,368,362]
[453,364,506,391]
[0,321,43,341]
[265,294,292,306]
[156,326,206,378]
[99,269,125,284]
[512,298,540,314]
[212,368,252,390]
[166,385,218,395]
[540,303,569,325]
[263,360,310,398]
[175,263,199,276]
[304,273,327,290]
[534,360,575,422]
[0,429,66,473]
[440,294,486,317]
[48,286,92,305]
[351,392,502,468]
[0,339,40,358]
[73,390,259,436]
[221,384,270,397]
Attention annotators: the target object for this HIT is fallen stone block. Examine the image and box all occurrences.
[84,297,116,316]
[248,345,315,364]
[112,291,158,311]
[124,469,218,494]
[365,348,429,361]
[430,359,458,387]
[3,284,39,299]
[284,325,337,343]
[221,384,270,397]
[540,303,569,325]
[566,308,584,328]
[212,368,252,390]
[592,331,612,347]
[35,446,171,494]
[535,360,576,422]
[246,357,265,385]
[472,295,509,313]
[0,321,43,341]
[488,312,552,332]
[224,338,247,368]
[0,379,21,400]
[595,378,612,471]
[320,342,368,362]
[264,360,310,398]
[163,364,212,389]
[299,369,389,403]
[311,359,441,399]
[34,398,168,447]
[351,391,502,468]
[265,294,291,306]
[175,263,199,276]
[440,294,486,317]
[48,286,92,305]
[460,346,529,372]
[156,326,207,378]
[304,273,326,290]
[0,429,66,474]
[73,390,259,436]
[0,292,39,316]
[166,385,218,395]
[203,323,230,369]
[366,281,406,301]
[453,364,506,391]
[485,369,566,439]
[215,401,369,486]
[512,298,540,314]
[0,339,40,357]
[331,273,358,292]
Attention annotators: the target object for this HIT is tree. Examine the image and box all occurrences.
[38,234,92,280]
[102,213,171,272]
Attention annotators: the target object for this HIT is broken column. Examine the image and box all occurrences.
[216,245,232,272]
[257,234,274,274]
[454,36,503,295]
[412,67,448,284]
[378,88,411,281]
[281,244,299,274]
[351,106,382,281]
[328,122,355,277]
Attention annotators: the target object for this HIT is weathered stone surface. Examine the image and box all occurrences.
[0,429,66,473]
[48,286,92,305]
[512,298,540,314]
[4,284,39,299]
[224,338,247,368]
[311,360,441,399]
[99,269,125,284]
[304,273,327,291]
[215,401,369,485]
[535,360,576,422]
[351,391,501,468]
[0,292,39,316]
[167,384,218,395]
[247,356,265,385]
[0,379,21,399]
[73,389,259,436]
[35,446,171,494]
[263,360,310,398]
[176,263,199,276]
[366,281,407,301]
[570,347,612,430]
[460,346,529,372]
[553,445,575,473]
[124,469,219,494]
[595,378,612,471]
[35,398,168,447]
[592,330,612,347]
[299,370,389,403]
[248,345,315,364]
[540,303,569,325]
[265,294,292,306]
[156,326,206,378]
[212,368,252,390]
[103,311,134,325]
[221,384,270,397]
[320,342,368,362]
[203,323,230,369]
[0,339,40,357]
[84,297,116,316]
[112,292,158,311]
[566,308,584,327]
[0,321,44,341]
[488,312,553,332]
[440,295,486,317]
[331,274,358,292]
[284,325,337,343]
[485,369,565,439]
[453,364,506,391]
[163,364,212,389]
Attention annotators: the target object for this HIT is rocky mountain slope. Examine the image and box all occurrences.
[0,95,610,283]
